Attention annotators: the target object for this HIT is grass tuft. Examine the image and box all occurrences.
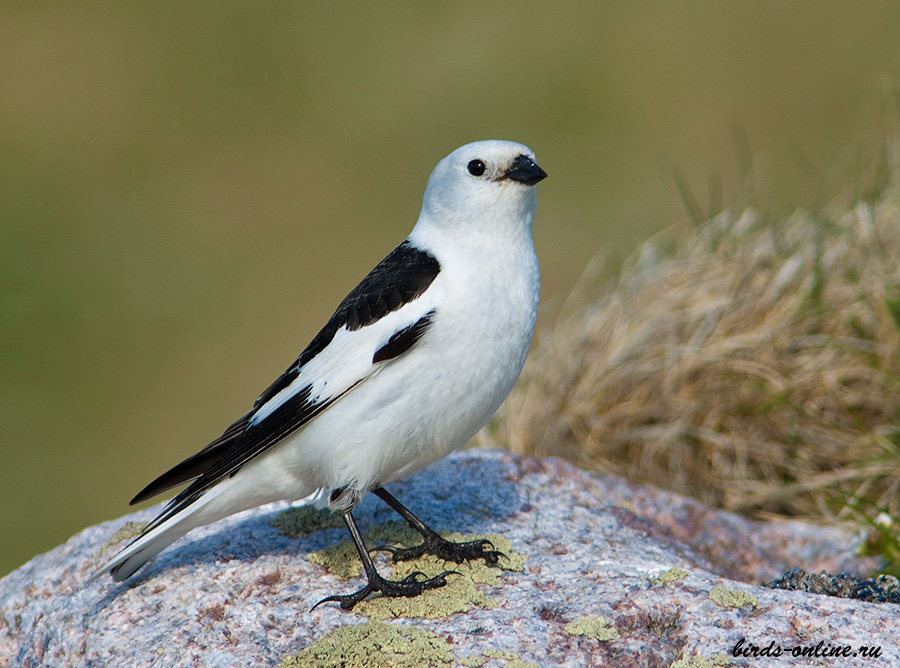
[483,165,900,571]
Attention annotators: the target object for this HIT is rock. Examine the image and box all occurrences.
[1,449,896,667]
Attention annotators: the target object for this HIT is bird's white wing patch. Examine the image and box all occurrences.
[249,297,436,427]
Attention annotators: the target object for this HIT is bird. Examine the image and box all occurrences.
[89,139,547,610]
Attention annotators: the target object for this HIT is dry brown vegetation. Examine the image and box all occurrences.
[483,184,900,533]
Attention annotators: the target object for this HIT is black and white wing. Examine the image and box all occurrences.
[128,241,441,527]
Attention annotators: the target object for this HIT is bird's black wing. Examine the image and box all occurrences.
[129,241,441,515]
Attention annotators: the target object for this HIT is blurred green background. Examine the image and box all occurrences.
[3,2,900,577]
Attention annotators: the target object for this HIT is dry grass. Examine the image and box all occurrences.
[483,186,900,527]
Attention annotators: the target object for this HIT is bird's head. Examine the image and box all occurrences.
[415,140,547,240]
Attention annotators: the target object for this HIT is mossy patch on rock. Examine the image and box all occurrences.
[269,505,344,538]
[766,567,900,603]
[364,521,526,572]
[278,621,452,668]
[365,520,422,546]
[356,560,495,620]
[670,653,731,668]
[482,649,538,668]
[456,650,537,668]
[307,540,362,581]
[650,567,688,585]
[307,520,527,618]
[356,535,520,619]
[563,615,620,641]
[280,623,540,668]
[709,586,758,609]
[99,521,149,557]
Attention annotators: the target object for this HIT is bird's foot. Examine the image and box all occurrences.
[311,569,459,612]
[381,533,505,565]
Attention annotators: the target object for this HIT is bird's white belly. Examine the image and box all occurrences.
[252,278,536,500]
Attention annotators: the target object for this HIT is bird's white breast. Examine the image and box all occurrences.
[257,227,539,498]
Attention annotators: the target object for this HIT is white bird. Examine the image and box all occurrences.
[90,140,547,610]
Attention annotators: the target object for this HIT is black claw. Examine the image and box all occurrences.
[313,569,463,612]
[389,544,425,562]
[388,534,506,566]
[311,583,376,612]
[315,491,513,612]
[481,549,507,565]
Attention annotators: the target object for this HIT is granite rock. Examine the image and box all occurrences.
[1,449,896,667]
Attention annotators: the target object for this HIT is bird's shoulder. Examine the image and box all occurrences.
[253,240,441,408]
[130,240,442,508]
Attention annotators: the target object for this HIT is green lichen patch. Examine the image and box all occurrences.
[483,650,538,668]
[99,521,149,557]
[356,557,496,619]
[650,567,689,585]
[563,615,620,641]
[307,540,362,580]
[365,522,526,573]
[269,505,344,539]
[709,586,758,609]
[499,661,539,668]
[308,521,526,618]
[365,520,422,547]
[355,529,526,619]
[444,532,527,573]
[456,650,537,668]
[278,621,452,668]
[670,653,731,667]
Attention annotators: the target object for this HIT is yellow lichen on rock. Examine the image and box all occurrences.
[278,621,452,668]
[305,521,526,618]
[269,506,344,538]
[563,615,620,641]
[709,585,758,608]
[650,567,689,585]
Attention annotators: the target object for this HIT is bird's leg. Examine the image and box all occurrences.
[311,508,459,611]
[372,486,505,565]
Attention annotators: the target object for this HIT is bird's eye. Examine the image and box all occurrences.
[467,159,486,177]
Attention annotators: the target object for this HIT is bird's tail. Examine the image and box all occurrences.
[87,480,326,584]
[86,485,229,584]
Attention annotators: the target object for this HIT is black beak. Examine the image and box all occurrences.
[505,154,548,186]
